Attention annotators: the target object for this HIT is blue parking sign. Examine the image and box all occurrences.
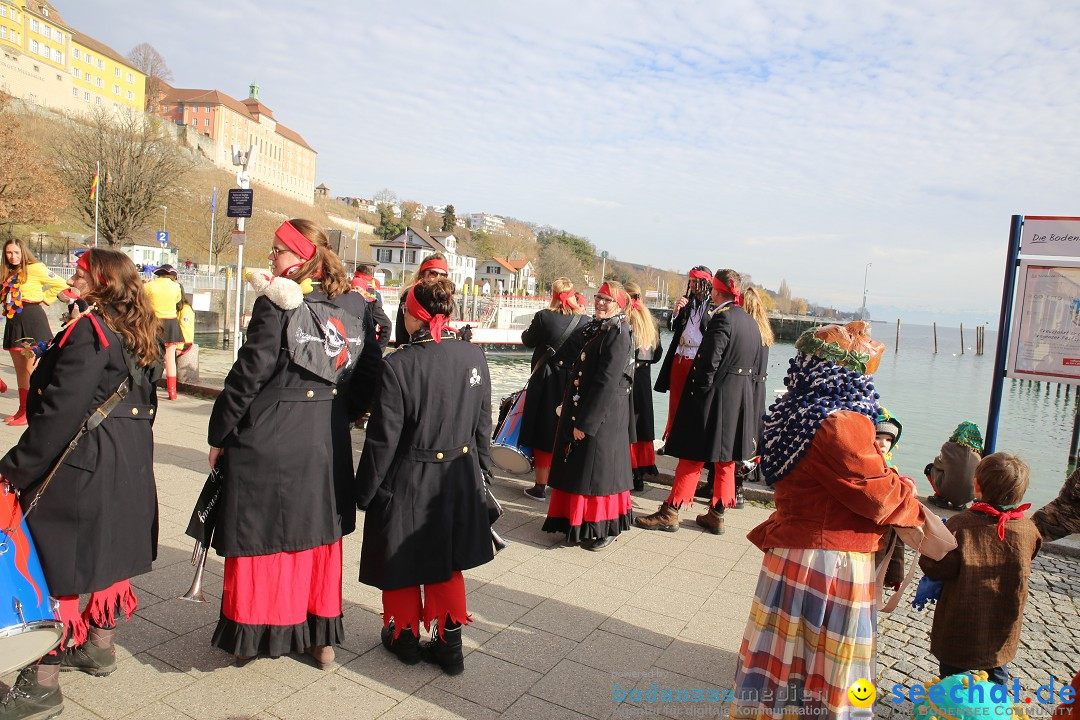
[157,231,169,246]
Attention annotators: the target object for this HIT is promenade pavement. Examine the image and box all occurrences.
[0,349,1074,719]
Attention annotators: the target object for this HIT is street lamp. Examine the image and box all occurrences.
[860,262,872,320]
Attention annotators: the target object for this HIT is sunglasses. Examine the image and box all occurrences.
[594,295,615,304]
[423,269,448,278]
[269,246,290,257]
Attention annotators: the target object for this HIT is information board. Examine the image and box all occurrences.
[1007,259,1080,383]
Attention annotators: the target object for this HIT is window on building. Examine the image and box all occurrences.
[204,106,210,112]
[72,87,78,98]
[0,6,6,17]
[204,118,209,126]
[71,47,79,59]
[127,72,133,82]
[30,19,38,32]
[52,49,61,63]
[113,85,120,95]
[375,249,392,263]
[126,90,133,101]
[96,59,103,69]
[30,39,38,53]
[406,250,417,264]
[0,27,6,40]
[83,91,89,102]
[94,96,100,106]
[114,67,120,77]
[96,78,103,88]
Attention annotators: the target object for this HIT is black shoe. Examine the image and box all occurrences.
[734,485,745,510]
[927,495,952,510]
[585,536,614,551]
[420,622,464,676]
[0,665,64,720]
[632,471,644,492]
[60,641,116,677]
[381,621,422,665]
[523,485,547,501]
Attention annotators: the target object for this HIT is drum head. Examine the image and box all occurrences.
[491,445,533,475]
[0,621,63,676]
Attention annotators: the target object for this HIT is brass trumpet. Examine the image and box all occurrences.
[180,532,212,603]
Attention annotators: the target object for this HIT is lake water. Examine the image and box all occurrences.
[487,321,1074,509]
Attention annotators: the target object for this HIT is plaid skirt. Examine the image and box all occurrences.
[731,547,877,719]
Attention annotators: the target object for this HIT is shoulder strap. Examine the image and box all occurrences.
[550,313,585,355]
[22,377,130,520]
[875,533,922,613]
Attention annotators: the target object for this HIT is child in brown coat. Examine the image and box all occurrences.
[919,452,1042,685]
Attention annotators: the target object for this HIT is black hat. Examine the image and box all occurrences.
[154,265,177,276]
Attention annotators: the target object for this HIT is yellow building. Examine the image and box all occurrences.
[69,30,144,112]
[0,0,144,114]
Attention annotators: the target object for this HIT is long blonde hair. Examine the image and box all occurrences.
[547,277,578,315]
[742,286,774,346]
[624,282,658,352]
[284,218,350,299]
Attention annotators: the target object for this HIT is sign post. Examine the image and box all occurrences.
[228,145,258,361]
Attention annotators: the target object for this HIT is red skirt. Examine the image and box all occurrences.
[629,441,657,474]
[541,488,634,543]
[212,540,343,657]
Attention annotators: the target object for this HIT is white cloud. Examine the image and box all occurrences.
[59,0,1080,324]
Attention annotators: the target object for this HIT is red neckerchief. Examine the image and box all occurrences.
[969,502,1031,540]
[58,312,109,349]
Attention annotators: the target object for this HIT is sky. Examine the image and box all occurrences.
[59,1,1080,325]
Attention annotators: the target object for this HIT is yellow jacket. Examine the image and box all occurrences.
[143,276,182,319]
[10,263,68,304]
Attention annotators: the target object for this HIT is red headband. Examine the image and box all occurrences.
[351,274,369,289]
[419,257,448,274]
[712,276,742,306]
[630,297,644,311]
[689,269,712,281]
[76,251,106,286]
[275,221,316,261]
[598,282,628,309]
[553,290,575,311]
[406,285,451,342]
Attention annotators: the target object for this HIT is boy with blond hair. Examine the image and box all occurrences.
[920,452,1042,684]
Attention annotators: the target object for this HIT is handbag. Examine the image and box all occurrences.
[185,464,223,546]
[876,502,957,613]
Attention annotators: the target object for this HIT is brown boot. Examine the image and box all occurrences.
[695,505,725,535]
[634,502,679,532]
[60,625,116,676]
[305,645,335,670]
[0,662,63,719]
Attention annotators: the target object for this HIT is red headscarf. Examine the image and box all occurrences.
[598,282,628,309]
[688,269,712,281]
[553,290,575,311]
[630,297,644,311]
[405,284,451,342]
[419,257,448,275]
[969,502,1031,541]
[275,221,316,261]
[712,276,742,306]
[76,251,105,286]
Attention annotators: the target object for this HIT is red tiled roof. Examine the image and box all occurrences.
[498,258,530,271]
[485,258,517,273]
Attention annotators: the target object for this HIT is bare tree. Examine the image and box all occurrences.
[54,108,191,246]
[536,242,586,293]
[0,94,65,229]
[126,42,174,112]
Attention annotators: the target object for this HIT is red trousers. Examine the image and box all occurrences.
[382,570,470,640]
[663,355,694,440]
[55,579,137,650]
[532,448,552,470]
[666,458,736,509]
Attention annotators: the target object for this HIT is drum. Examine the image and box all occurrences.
[0,484,62,676]
[491,389,533,475]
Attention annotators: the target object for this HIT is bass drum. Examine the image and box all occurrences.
[491,389,533,475]
[0,484,63,676]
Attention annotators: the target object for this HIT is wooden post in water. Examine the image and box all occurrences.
[933,322,938,353]
[960,323,964,355]
[895,318,900,351]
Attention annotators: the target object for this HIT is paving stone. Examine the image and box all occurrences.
[568,629,664,674]
[266,673,395,719]
[430,650,542,712]
[502,693,595,720]
[61,653,196,719]
[529,658,620,719]
[479,622,577,673]
[377,684,501,720]
[161,663,294,719]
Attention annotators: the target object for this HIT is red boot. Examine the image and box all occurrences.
[0,376,7,393]
[167,376,178,401]
[6,388,28,426]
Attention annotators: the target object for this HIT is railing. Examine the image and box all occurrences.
[46,266,230,291]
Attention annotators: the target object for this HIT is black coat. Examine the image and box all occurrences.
[367,295,391,353]
[356,334,494,590]
[664,304,762,463]
[0,314,160,597]
[207,291,380,557]
[518,310,585,452]
[548,316,634,497]
[653,298,708,393]
[631,339,664,443]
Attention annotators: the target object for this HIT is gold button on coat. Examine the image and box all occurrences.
[131,408,139,415]
[332,388,338,396]
[436,452,444,459]
[306,390,314,398]
[462,446,469,454]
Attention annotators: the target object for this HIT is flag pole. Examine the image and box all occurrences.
[93,161,100,247]
[208,187,216,273]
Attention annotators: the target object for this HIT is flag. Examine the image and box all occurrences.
[211,187,217,214]
[89,170,99,200]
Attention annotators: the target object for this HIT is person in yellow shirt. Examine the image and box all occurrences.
[143,265,183,399]
[1,237,69,425]
[176,285,195,357]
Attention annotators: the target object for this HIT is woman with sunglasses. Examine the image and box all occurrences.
[0,248,161,718]
[542,281,636,551]
[206,219,381,669]
[392,254,449,346]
